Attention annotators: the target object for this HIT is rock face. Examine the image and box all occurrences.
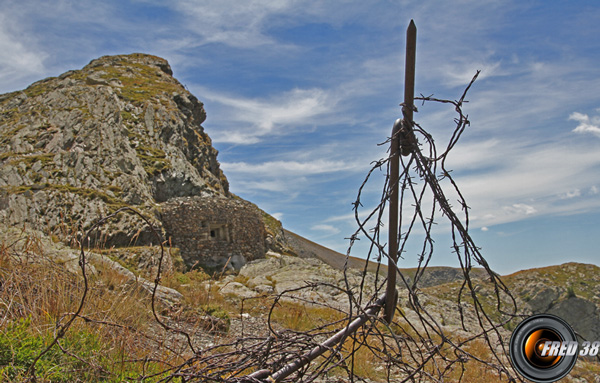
[0,53,286,271]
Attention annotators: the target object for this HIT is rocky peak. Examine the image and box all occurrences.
[0,54,261,259]
[86,53,174,76]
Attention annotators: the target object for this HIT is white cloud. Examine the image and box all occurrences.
[222,159,359,177]
[441,60,501,88]
[220,157,364,197]
[570,111,600,137]
[166,0,294,48]
[234,180,291,193]
[164,0,400,50]
[324,213,356,223]
[199,87,337,144]
[561,189,581,199]
[311,224,341,235]
[504,203,537,216]
[0,13,47,91]
[448,139,600,229]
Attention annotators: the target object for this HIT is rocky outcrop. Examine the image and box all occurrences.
[548,296,600,341]
[0,53,286,271]
[0,54,225,240]
[504,262,600,342]
[216,252,379,309]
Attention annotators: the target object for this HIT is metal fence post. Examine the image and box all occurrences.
[384,19,416,324]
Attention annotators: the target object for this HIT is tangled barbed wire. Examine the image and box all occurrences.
[19,72,526,382]
[339,71,523,382]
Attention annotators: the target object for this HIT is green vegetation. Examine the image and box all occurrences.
[270,301,346,332]
[261,209,282,238]
[135,145,171,175]
[23,79,56,99]
[200,305,231,328]
[8,153,55,167]
[0,317,170,382]
[504,262,600,301]
[123,113,172,176]
[119,110,137,123]
[0,235,177,382]
[567,285,577,298]
[0,125,27,146]
[0,107,21,129]
[91,57,180,106]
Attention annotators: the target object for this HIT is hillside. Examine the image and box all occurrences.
[282,230,600,342]
[503,262,600,341]
[285,229,488,287]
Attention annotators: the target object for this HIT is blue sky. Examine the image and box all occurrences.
[1,0,599,274]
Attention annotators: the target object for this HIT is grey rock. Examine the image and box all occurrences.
[234,253,378,310]
[549,296,600,341]
[526,286,561,312]
[219,282,259,299]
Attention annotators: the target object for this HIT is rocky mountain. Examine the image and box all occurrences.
[0,53,289,271]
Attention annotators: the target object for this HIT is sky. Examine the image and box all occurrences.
[1,0,599,275]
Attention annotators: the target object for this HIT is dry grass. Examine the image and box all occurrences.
[269,300,346,332]
[3,229,598,382]
[0,230,211,382]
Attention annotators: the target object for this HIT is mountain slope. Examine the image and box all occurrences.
[0,53,285,270]
[284,229,489,287]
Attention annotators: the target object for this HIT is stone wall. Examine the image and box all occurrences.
[160,196,266,271]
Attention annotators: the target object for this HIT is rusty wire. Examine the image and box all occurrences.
[19,73,527,382]
[331,70,523,383]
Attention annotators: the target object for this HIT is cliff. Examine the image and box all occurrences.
[0,53,287,270]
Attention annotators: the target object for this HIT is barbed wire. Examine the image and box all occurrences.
[19,72,526,382]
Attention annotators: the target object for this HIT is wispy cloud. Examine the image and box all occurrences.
[222,159,359,177]
[504,203,537,216]
[198,87,337,144]
[220,157,363,201]
[165,0,293,48]
[0,13,47,92]
[440,60,502,88]
[570,111,600,138]
[561,189,581,199]
[311,224,341,236]
[448,139,600,228]
[163,0,400,50]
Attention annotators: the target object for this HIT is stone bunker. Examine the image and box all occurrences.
[160,196,266,271]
